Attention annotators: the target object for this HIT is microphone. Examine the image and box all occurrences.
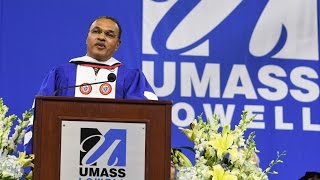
[53,73,117,95]
[106,73,116,82]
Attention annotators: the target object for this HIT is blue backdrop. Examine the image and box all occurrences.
[1,0,319,179]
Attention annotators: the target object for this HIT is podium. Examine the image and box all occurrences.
[33,96,172,180]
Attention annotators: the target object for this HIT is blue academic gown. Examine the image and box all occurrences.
[37,62,156,99]
[25,62,156,153]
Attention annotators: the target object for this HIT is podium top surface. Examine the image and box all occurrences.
[35,96,173,105]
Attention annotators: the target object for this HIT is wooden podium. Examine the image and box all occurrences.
[33,96,172,180]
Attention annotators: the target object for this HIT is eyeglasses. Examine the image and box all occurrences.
[90,27,118,39]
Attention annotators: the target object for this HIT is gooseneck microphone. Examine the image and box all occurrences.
[53,73,117,95]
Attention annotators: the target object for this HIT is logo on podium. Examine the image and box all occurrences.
[60,121,146,180]
[80,128,127,166]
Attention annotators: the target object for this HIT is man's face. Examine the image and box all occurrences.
[86,18,120,61]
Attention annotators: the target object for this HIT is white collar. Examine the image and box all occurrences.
[69,55,121,66]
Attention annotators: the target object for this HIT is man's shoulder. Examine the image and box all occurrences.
[119,65,142,76]
[54,62,77,69]
[48,62,77,74]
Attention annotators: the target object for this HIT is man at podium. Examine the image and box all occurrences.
[24,16,158,153]
[37,16,158,100]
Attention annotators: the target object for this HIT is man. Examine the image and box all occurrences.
[24,16,158,152]
[37,16,158,100]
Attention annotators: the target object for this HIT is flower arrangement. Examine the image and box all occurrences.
[0,98,34,180]
[171,111,286,180]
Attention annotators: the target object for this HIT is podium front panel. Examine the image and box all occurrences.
[33,96,172,180]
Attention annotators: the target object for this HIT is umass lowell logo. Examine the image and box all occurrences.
[142,0,320,129]
[79,128,126,179]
